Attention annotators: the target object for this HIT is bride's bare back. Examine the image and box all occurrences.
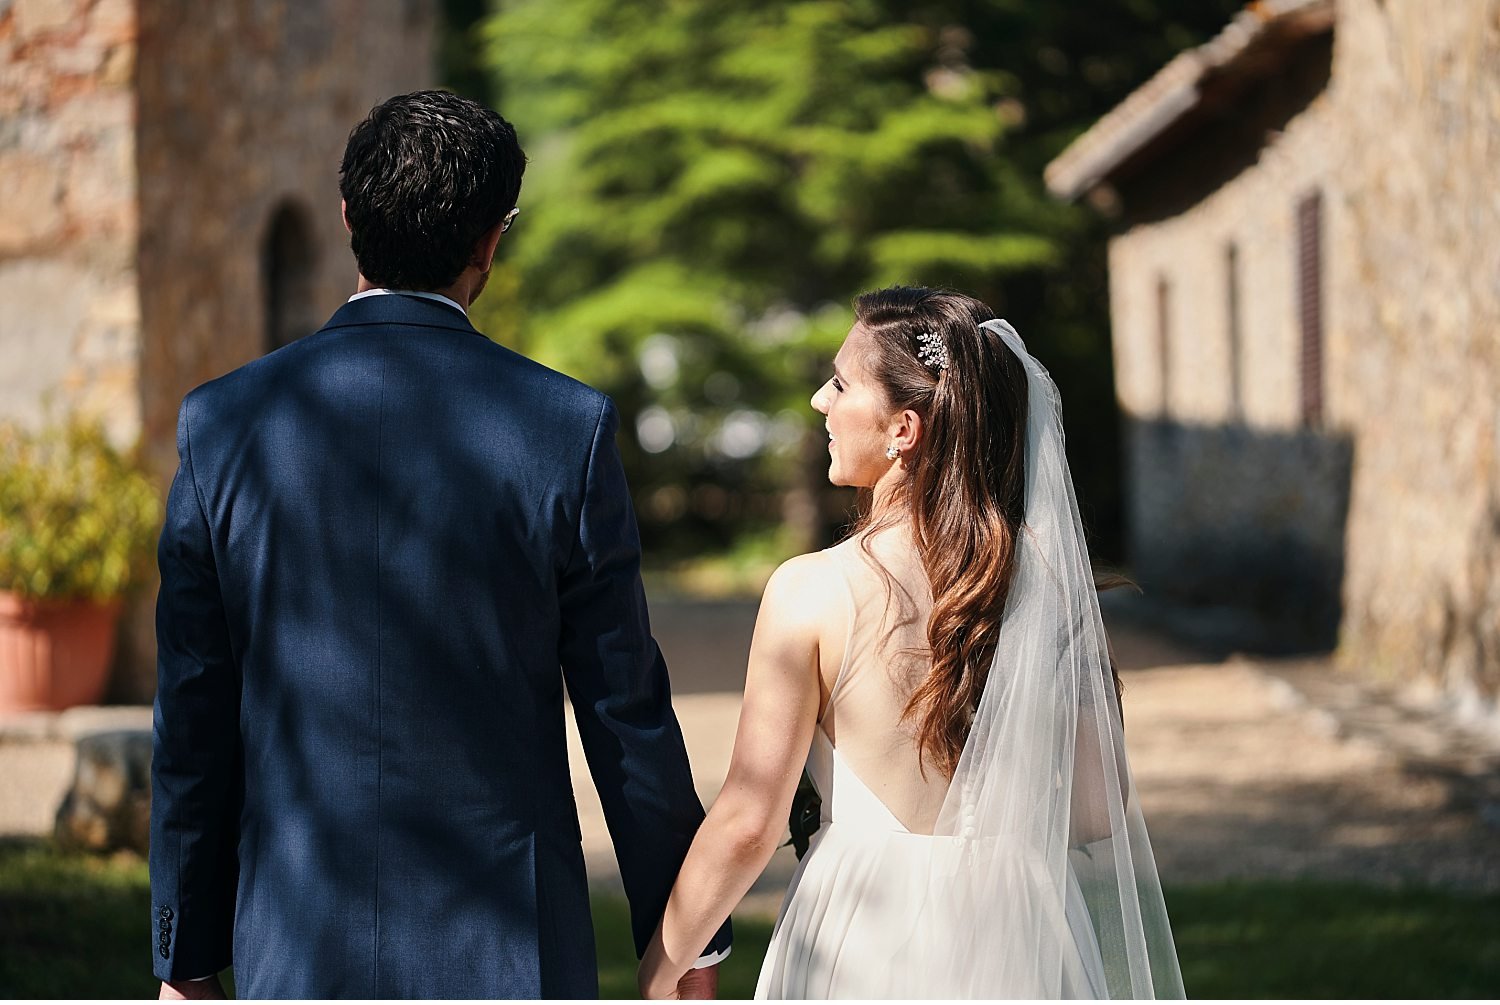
[816,529,950,834]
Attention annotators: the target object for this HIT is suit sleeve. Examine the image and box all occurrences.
[557,397,733,961]
[149,395,243,981]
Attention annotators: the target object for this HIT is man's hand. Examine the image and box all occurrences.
[675,963,719,1000]
[159,975,227,1000]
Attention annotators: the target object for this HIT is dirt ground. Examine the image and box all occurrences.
[567,601,1500,914]
[1114,655,1500,893]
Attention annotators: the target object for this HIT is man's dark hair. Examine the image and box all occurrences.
[339,90,525,290]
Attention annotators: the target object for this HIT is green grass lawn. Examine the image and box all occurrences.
[590,890,772,999]
[3,838,1497,998]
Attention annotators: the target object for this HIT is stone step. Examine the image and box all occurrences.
[0,705,153,745]
[0,706,152,847]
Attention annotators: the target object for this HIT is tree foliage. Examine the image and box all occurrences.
[450,0,1241,562]
[0,420,161,600]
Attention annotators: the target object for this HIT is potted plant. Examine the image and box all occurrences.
[0,419,161,713]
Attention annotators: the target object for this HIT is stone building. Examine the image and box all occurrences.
[1047,0,1500,713]
[0,0,435,699]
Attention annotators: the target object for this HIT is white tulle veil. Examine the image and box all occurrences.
[885,318,1185,998]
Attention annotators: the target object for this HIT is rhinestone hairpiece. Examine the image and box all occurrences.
[916,330,949,371]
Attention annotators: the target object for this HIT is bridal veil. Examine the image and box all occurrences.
[875,319,1185,998]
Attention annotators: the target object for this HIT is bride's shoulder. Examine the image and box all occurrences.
[755,550,846,634]
[766,548,843,597]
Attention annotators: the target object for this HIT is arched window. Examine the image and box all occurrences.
[261,200,320,353]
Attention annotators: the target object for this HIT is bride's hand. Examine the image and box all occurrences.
[638,931,690,999]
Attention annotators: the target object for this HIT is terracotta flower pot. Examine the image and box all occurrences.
[0,590,123,713]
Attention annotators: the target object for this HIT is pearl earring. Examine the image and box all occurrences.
[885,445,900,460]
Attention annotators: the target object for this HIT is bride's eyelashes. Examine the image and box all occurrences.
[832,376,845,393]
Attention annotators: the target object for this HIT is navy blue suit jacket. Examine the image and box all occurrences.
[149,293,730,998]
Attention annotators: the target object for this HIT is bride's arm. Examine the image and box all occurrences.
[638,554,831,999]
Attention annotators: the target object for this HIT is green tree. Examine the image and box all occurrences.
[918,0,1243,556]
[480,0,1060,557]
[462,0,1242,564]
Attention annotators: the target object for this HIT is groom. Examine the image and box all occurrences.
[150,90,730,999]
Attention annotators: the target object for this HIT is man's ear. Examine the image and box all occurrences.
[471,219,506,273]
[889,408,923,453]
[341,199,352,234]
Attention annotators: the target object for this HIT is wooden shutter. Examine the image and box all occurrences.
[1296,192,1324,427]
[1226,242,1243,421]
[1157,274,1172,417]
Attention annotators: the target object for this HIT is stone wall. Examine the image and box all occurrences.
[0,0,141,444]
[1107,31,1349,643]
[1109,32,1338,431]
[1125,419,1353,649]
[114,0,435,699]
[135,0,435,485]
[1330,0,1500,710]
[3,0,440,700]
[1107,0,1500,708]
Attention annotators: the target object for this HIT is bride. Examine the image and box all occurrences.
[638,286,1184,999]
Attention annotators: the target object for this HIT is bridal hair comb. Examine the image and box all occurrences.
[916,330,949,371]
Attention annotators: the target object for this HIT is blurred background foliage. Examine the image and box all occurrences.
[0,420,161,601]
[442,0,1241,585]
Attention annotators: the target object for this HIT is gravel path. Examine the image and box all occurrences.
[1121,658,1500,892]
[611,602,1500,916]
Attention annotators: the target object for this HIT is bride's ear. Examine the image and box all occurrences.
[889,409,923,454]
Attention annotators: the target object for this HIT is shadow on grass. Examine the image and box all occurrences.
[0,838,773,999]
[1167,881,1500,998]
[0,837,158,998]
[5,839,1496,999]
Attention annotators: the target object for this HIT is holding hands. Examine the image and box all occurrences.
[639,957,720,1000]
[158,976,226,1000]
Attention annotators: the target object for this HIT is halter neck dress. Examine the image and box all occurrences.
[754,538,1108,999]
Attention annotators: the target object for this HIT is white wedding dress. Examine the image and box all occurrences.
[754,539,1107,1000]
[755,320,1183,1000]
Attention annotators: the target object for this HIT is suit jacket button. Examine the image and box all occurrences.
[159,906,174,921]
[160,920,171,931]
[160,947,170,958]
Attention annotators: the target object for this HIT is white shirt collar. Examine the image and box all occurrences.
[348,288,468,317]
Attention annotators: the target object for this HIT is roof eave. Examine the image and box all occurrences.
[1044,0,1335,203]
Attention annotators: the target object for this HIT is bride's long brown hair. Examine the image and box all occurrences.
[850,286,1121,777]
